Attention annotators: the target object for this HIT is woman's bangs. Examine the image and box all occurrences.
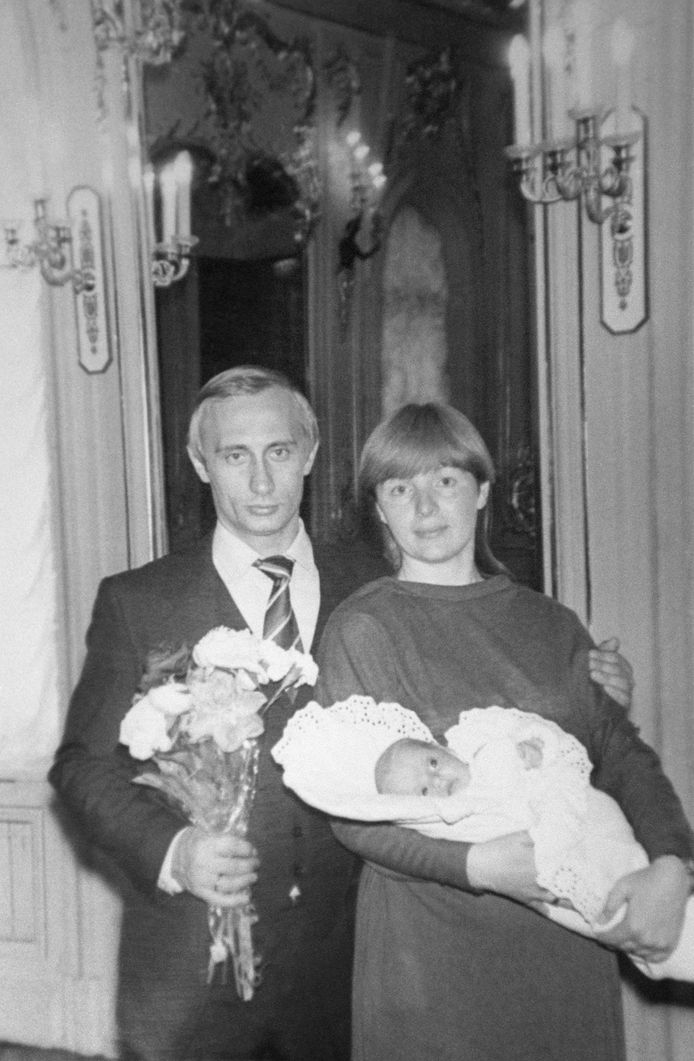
[379,429,473,482]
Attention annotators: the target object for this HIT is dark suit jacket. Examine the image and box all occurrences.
[49,534,386,1061]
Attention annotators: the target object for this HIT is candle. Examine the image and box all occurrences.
[369,163,386,211]
[509,35,532,146]
[543,23,567,140]
[159,163,177,243]
[611,18,634,134]
[173,150,193,239]
[143,164,156,248]
[25,95,47,202]
[573,1,593,110]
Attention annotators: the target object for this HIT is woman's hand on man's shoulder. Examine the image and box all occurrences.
[589,637,635,709]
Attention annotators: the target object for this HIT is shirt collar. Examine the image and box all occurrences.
[212,519,315,580]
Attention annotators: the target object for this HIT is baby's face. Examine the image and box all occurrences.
[376,739,471,798]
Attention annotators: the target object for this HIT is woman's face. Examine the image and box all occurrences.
[375,465,489,582]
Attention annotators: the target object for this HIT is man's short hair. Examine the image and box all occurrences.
[187,365,319,461]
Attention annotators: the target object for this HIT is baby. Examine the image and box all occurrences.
[375,738,474,797]
[272,696,694,982]
[375,734,544,798]
[373,725,619,918]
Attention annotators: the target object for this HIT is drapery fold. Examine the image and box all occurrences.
[0,269,61,775]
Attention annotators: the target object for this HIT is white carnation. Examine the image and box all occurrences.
[260,640,295,681]
[258,642,317,685]
[211,712,265,752]
[288,649,319,687]
[148,682,191,715]
[193,627,267,675]
[120,697,173,760]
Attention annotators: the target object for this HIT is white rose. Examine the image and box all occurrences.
[148,682,191,715]
[119,698,173,760]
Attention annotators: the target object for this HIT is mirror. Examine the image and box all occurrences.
[140,0,541,587]
[143,5,318,552]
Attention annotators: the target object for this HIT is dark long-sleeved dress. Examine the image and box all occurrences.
[316,574,694,1061]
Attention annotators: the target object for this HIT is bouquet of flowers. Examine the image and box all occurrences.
[119,626,317,1000]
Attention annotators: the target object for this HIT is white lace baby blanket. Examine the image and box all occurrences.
[273,698,694,983]
[272,697,604,918]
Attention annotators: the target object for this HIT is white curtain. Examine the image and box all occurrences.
[0,270,61,774]
[0,0,61,774]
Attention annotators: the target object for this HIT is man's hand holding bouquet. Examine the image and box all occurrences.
[119,626,317,1000]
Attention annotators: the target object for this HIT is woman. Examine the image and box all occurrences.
[315,402,693,1061]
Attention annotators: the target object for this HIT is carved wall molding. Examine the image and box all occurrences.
[95,1,323,243]
[385,47,460,167]
[91,0,186,64]
[323,42,361,127]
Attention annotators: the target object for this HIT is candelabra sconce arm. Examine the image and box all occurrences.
[504,145,564,206]
[596,133,638,194]
[337,210,382,274]
[337,209,383,338]
[506,17,647,335]
[507,106,648,334]
[2,187,111,372]
[151,235,200,288]
[3,203,73,285]
[37,208,75,287]
[507,112,640,212]
[3,222,36,270]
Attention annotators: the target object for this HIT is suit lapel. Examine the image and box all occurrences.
[162,537,250,641]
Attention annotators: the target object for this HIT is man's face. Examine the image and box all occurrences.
[189,387,318,554]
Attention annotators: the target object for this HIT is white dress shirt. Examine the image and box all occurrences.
[158,520,320,893]
[211,519,320,650]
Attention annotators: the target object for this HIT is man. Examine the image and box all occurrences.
[50,366,633,1061]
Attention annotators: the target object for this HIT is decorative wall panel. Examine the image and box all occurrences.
[0,809,45,957]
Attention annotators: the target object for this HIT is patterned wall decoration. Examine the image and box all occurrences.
[185,5,320,240]
[323,43,361,128]
[93,0,321,245]
[389,46,459,151]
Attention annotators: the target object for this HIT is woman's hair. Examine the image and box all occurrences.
[187,365,319,461]
[358,401,507,576]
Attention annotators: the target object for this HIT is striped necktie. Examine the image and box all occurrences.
[254,555,303,652]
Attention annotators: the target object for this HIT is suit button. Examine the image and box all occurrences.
[292,825,303,838]
[293,861,306,878]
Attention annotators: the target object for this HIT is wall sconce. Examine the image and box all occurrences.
[505,8,647,334]
[144,150,199,287]
[337,130,387,334]
[4,200,73,285]
[2,186,110,373]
